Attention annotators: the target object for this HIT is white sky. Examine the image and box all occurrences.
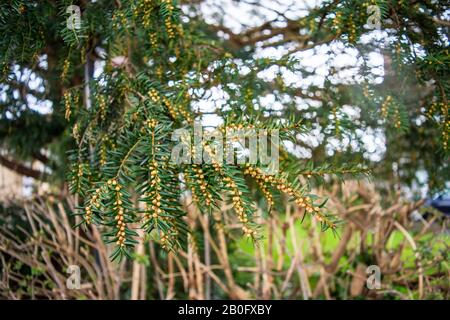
[1,1,393,165]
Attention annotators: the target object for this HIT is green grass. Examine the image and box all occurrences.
[235,218,449,272]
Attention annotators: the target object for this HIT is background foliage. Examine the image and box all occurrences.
[0,0,448,299]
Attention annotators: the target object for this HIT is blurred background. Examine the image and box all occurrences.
[0,0,448,299]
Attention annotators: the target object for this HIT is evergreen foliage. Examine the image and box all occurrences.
[0,0,448,260]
